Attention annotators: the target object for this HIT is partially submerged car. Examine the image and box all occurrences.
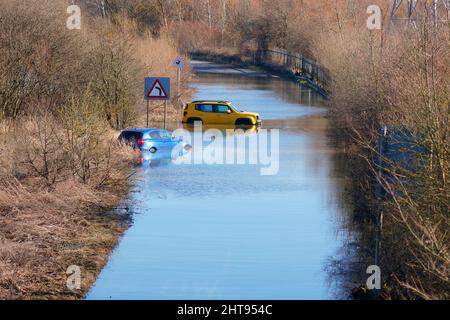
[118,128,186,154]
[182,100,262,126]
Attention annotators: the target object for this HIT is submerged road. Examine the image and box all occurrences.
[87,60,354,300]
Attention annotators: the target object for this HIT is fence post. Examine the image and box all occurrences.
[301,55,304,75]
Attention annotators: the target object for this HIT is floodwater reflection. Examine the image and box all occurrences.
[182,123,260,134]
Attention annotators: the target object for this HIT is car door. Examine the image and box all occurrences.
[214,104,233,124]
[147,130,171,152]
[196,104,214,123]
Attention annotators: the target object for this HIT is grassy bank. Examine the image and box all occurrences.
[0,0,191,299]
[0,163,134,299]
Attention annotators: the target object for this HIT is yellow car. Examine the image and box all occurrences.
[182,101,262,126]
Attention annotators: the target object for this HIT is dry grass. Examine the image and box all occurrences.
[0,178,129,299]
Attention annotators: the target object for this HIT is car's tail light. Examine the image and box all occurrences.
[183,111,187,117]
[137,138,145,147]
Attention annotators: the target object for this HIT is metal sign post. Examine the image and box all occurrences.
[172,56,184,99]
[146,101,149,128]
[164,101,168,129]
[177,68,181,99]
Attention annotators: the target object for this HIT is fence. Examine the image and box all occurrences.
[190,47,329,97]
[262,48,328,95]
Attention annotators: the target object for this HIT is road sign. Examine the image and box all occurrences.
[172,56,185,69]
[172,57,184,99]
[144,77,170,101]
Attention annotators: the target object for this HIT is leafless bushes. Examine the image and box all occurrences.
[0,0,88,119]
[308,1,449,299]
[0,0,138,187]
[0,0,184,299]
[380,31,449,296]
[0,0,186,131]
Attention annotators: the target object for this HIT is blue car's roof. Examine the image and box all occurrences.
[122,128,169,133]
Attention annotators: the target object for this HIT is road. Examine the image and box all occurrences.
[86,61,354,300]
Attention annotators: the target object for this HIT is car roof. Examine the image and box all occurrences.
[191,100,230,104]
[122,128,169,133]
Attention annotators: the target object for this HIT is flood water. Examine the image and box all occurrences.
[87,71,353,300]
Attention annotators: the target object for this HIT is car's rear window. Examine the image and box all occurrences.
[149,130,171,139]
[195,104,214,112]
[119,131,143,141]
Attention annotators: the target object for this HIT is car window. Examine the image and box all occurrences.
[159,130,172,139]
[149,131,162,139]
[195,104,213,112]
[215,105,230,113]
[149,130,171,139]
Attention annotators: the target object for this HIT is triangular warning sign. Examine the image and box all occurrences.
[146,80,169,99]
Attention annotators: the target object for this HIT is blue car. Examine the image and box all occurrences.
[118,128,186,154]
